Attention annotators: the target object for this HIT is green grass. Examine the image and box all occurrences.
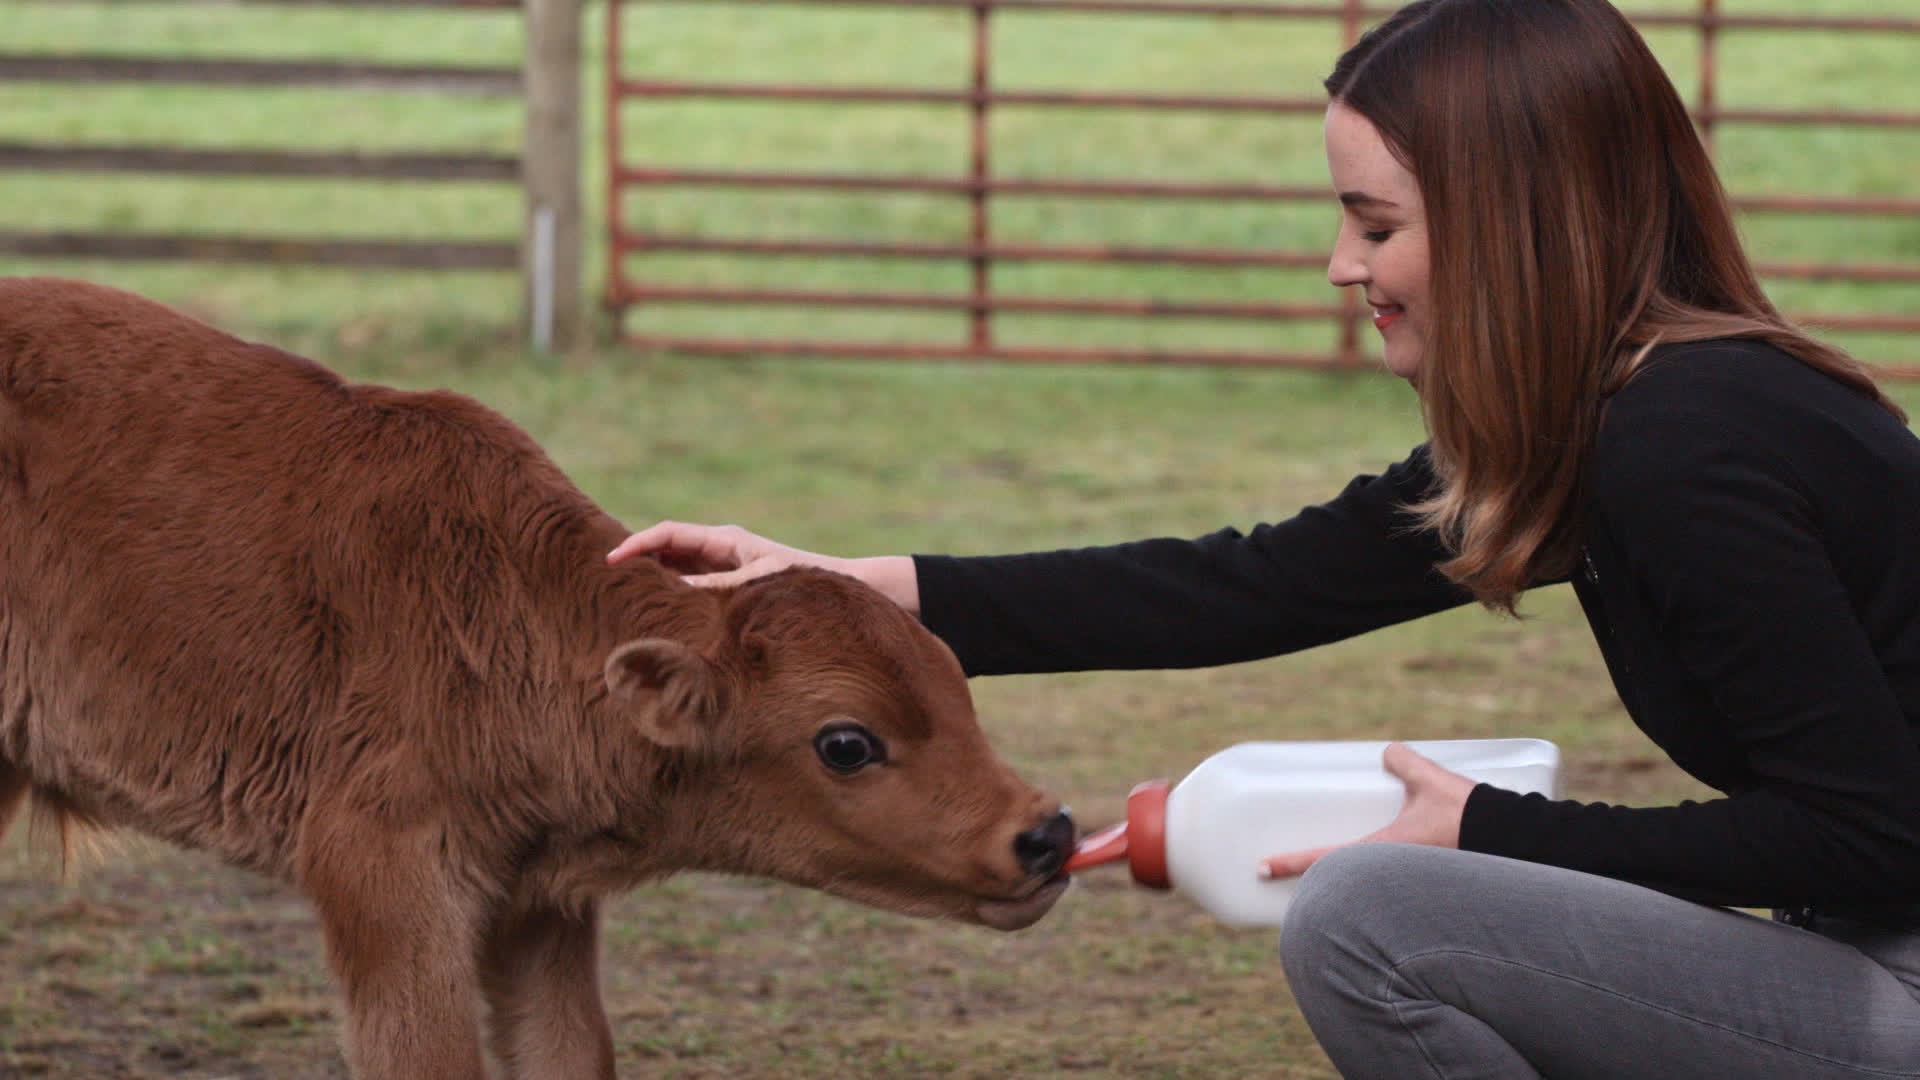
[0,2,1917,1077]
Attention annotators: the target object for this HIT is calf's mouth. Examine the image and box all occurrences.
[974,873,1071,932]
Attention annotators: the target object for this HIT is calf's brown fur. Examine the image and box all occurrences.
[0,278,1073,1080]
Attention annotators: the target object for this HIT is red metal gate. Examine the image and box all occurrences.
[605,0,1920,372]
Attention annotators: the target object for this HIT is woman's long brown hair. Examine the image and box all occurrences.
[1326,0,1903,612]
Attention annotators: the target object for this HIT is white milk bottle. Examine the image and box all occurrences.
[1064,738,1561,927]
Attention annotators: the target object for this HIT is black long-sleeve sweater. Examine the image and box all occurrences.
[914,339,1920,911]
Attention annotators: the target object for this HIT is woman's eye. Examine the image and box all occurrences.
[814,724,886,774]
[1361,229,1393,243]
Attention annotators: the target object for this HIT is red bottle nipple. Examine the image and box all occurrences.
[1063,779,1172,890]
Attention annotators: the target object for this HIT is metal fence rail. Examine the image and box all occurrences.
[606,0,1920,372]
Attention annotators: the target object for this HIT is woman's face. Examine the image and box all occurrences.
[1324,102,1431,381]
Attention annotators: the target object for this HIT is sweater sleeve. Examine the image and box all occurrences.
[1461,397,1920,908]
[913,445,1472,676]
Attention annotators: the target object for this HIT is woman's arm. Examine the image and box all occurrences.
[913,446,1471,675]
[611,447,1473,677]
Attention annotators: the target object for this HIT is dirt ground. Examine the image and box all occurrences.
[0,748,1711,1079]
[0,826,1343,1079]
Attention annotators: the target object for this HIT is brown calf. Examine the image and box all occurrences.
[0,278,1074,1080]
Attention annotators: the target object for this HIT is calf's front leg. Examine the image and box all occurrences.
[303,821,490,1080]
[480,901,617,1080]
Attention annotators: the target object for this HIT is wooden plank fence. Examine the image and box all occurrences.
[0,0,585,350]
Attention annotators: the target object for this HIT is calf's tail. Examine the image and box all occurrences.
[0,760,109,879]
[0,758,22,841]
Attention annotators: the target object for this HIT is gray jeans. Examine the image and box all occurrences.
[1279,844,1920,1079]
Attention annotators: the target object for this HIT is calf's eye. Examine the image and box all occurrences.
[814,723,885,774]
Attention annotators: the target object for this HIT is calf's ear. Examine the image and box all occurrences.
[604,638,728,749]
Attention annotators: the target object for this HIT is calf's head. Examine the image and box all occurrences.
[604,568,1072,930]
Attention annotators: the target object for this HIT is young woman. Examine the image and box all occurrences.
[608,1,1920,1073]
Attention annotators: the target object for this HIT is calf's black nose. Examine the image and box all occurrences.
[1013,809,1075,878]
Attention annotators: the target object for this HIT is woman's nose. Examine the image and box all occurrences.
[1327,240,1368,289]
[1320,234,1367,288]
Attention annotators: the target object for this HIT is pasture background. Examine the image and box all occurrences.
[1,2,1917,1077]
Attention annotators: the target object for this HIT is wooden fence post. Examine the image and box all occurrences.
[523,0,585,353]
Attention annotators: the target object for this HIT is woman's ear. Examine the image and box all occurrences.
[604,638,728,749]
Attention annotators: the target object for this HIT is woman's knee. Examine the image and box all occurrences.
[1292,842,1450,916]
[1279,844,1463,974]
